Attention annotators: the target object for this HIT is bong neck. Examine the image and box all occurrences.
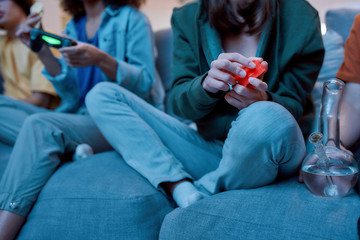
[319,79,345,148]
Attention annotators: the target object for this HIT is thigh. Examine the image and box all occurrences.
[0,95,48,145]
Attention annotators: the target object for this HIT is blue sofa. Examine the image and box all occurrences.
[0,9,360,240]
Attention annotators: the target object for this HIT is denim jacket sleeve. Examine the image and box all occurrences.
[109,9,155,101]
[41,20,81,113]
[42,58,81,113]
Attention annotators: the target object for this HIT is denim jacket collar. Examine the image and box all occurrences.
[104,5,122,17]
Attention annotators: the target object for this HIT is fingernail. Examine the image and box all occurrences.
[239,70,246,78]
[249,62,256,68]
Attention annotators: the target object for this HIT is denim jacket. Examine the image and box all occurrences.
[43,5,164,113]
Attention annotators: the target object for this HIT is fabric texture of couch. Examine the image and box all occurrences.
[160,177,359,240]
[17,152,173,239]
[0,7,359,240]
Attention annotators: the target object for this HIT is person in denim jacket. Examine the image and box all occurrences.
[0,0,163,238]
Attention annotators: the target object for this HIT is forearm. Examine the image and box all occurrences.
[37,46,62,77]
[169,74,223,120]
[97,50,118,82]
[22,92,52,109]
[340,83,360,148]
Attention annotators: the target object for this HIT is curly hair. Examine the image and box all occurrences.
[12,0,34,15]
[61,0,145,18]
[202,0,273,36]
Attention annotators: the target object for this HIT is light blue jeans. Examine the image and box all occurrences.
[0,95,48,146]
[0,109,112,216]
[86,82,306,194]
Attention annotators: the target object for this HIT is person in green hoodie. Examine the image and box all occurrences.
[86,0,324,208]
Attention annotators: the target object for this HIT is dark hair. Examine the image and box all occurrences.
[202,0,273,36]
[12,0,34,15]
[61,0,145,18]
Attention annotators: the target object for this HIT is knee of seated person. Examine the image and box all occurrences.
[232,101,300,143]
[85,82,115,109]
[22,112,56,131]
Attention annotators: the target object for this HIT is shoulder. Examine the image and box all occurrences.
[108,5,147,22]
[171,1,199,40]
[106,5,151,29]
[173,1,199,17]
[172,1,199,26]
[127,6,150,26]
[345,14,360,47]
[279,0,318,21]
[355,14,360,23]
[353,14,360,30]
[277,0,321,43]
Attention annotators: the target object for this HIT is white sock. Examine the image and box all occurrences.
[172,181,206,208]
[73,144,94,161]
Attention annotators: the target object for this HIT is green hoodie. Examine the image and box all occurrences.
[168,0,324,140]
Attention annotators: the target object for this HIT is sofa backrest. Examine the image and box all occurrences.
[154,28,174,113]
[155,29,174,96]
[326,9,360,42]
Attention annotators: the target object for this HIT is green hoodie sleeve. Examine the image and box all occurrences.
[167,9,223,121]
[267,14,324,121]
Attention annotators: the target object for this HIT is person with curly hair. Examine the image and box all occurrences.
[0,0,163,238]
[0,0,58,146]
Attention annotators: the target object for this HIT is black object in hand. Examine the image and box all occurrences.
[30,28,77,52]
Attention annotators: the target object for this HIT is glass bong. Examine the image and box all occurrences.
[301,79,359,197]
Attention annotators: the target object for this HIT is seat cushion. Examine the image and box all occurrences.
[18,151,174,240]
[159,177,360,240]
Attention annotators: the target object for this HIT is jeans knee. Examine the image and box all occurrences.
[23,113,52,129]
[86,82,113,108]
[231,101,301,146]
[86,82,137,121]
[19,113,63,143]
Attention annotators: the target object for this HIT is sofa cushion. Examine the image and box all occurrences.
[18,151,174,240]
[159,177,360,240]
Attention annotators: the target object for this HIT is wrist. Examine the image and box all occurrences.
[96,49,107,68]
[202,76,218,94]
[96,49,118,81]
[37,45,52,60]
[263,91,269,101]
